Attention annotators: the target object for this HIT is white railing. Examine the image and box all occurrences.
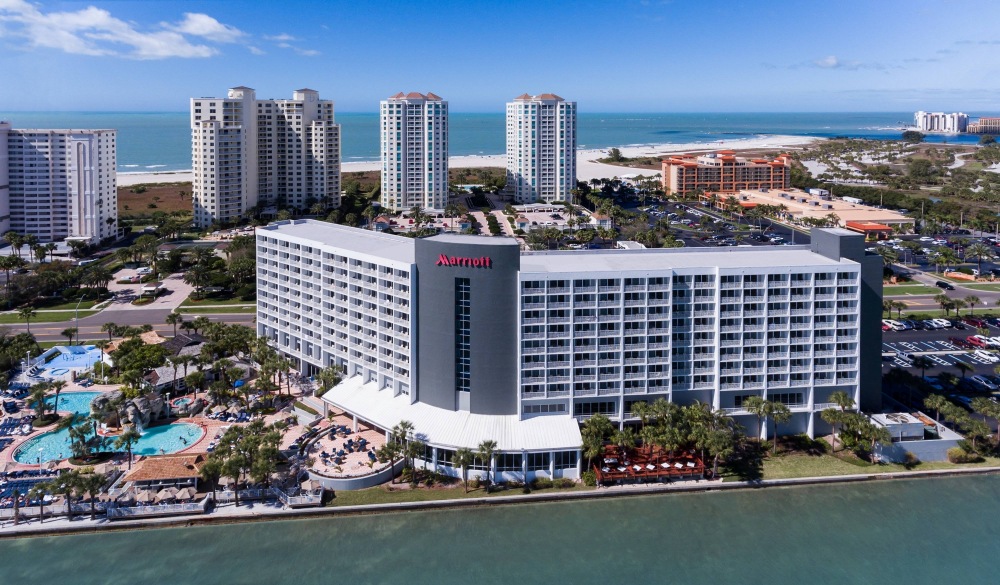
[107,502,204,519]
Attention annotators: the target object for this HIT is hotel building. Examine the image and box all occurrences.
[914,111,968,133]
[191,87,341,228]
[967,117,1000,135]
[0,121,117,243]
[506,94,577,204]
[661,151,792,196]
[380,92,449,211]
[257,221,881,481]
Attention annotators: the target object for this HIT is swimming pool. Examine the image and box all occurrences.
[15,391,204,463]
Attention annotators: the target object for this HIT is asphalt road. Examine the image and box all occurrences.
[14,308,256,342]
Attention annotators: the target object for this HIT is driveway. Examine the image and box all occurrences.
[105,269,195,312]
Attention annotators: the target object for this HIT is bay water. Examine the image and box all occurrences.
[0,111,990,173]
[0,474,996,584]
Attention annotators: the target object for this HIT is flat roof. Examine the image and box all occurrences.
[740,189,913,225]
[258,219,416,264]
[521,246,853,273]
[323,377,582,452]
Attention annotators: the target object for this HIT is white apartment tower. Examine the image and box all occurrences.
[0,121,117,243]
[914,111,969,133]
[506,94,577,204]
[380,92,449,211]
[191,87,341,228]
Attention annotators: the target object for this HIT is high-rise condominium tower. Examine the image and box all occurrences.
[380,92,449,211]
[0,121,117,243]
[506,94,576,204]
[190,87,341,228]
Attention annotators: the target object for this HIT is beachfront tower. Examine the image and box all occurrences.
[380,92,449,212]
[506,94,577,204]
[191,87,341,228]
[0,122,117,243]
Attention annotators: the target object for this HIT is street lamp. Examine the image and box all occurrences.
[166,392,171,419]
[38,447,43,474]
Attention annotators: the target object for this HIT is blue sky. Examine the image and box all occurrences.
[1,0,999,113]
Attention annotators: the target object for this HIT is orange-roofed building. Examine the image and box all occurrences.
[845,221,893,240]
[661,152,792,196]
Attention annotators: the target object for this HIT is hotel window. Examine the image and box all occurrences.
[455,278,471,393]
[527,452,551,471]
[554,451,578,469]
[497,453,523,472]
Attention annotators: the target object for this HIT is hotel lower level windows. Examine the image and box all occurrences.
[455,277,471,393]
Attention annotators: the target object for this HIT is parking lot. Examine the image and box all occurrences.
[641,202,811,248]
[882,324,1000,384]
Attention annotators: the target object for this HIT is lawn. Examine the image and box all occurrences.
[31,297,105,310]
[327,482,593,507]
[176,306,256,314]
[884,285,940,296]
[748,446,1000,481]
[960,283,1000,291]
[0,310,99,324]
[180,296,253,307]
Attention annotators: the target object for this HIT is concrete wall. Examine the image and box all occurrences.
[415,235,521,415]
[877,439,961,463]
[811,228,883,412]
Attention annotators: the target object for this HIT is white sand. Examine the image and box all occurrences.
[115,135,820,186]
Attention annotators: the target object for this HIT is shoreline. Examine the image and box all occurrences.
[115,134,820,186]
[3,463,997,541]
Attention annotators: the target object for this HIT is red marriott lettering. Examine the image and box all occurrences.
[436,254,493,268]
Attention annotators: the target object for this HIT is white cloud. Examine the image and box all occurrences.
[247,45,265,55]
[167,13,245,43]
[264,33,297,42]
[0,0,246,59]
[814,55,841,69]
[295,48,320,57]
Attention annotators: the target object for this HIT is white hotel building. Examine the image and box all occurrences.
[506,94,577,204]
[914,111,969,133]
[191,87,341,228]
[380,92,449,212]
[0,121,117,243]
[257,221,881,480]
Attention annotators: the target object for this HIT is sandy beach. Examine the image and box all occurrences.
[117,134,820,186]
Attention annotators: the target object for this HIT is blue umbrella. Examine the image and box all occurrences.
[233,380,245,388]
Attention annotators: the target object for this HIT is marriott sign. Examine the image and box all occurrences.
[435,254,493,268]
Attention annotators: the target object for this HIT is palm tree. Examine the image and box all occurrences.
[765,401,792,455]
[17,306,36,335]
[911,356,934,383]
[742,395,767,440]
[78,471,108,521]
[610,427,637,460]
[821,408,846,452]
[29,382,51,422]
[964,295,982,316]
[183,264,211,299]
[94,340,110,380]
[890,300,907,319]
[165,312,183,337]
[476,439,497,492]
[453,447,475,493]
[955,361,973,380]
[101,322,119,342]
[50,380,66,414]
[114,428,142,469]
[61,327,78,346]
[965,242,994,274]
[933,293,953,316]
[924,394,949,422]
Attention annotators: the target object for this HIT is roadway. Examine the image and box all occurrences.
[15,308,256,342]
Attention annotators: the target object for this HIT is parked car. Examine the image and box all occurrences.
[965,317,988,328]
[936,281,956,290]
[986,317,1000,328]
[922,320,941,330]
[967,335,989,348]
[948,336,973,349]
[932,318,953,329]
[882,322,892,332]
[923,377,945,391]
[971,376,999,391]
[974,350,1000,363]
[949,319,967,330]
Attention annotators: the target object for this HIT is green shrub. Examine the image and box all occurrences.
[554,478,575,489]
[293,400,318,415]
[530,477,553,490]
[468,478,480,490]
[581,470,597,486]
[235,285,256,301]
[947,447,983,463]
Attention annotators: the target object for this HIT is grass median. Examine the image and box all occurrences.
[0,310,100,324]
[884,285,941,296]
[176,306,256,314]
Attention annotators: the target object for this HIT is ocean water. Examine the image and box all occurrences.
[0,111,992,173]
[0,475,997,584]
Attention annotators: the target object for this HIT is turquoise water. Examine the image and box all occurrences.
[13,391,203,462]
[0,475,996,584]
[1,111,993,171]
